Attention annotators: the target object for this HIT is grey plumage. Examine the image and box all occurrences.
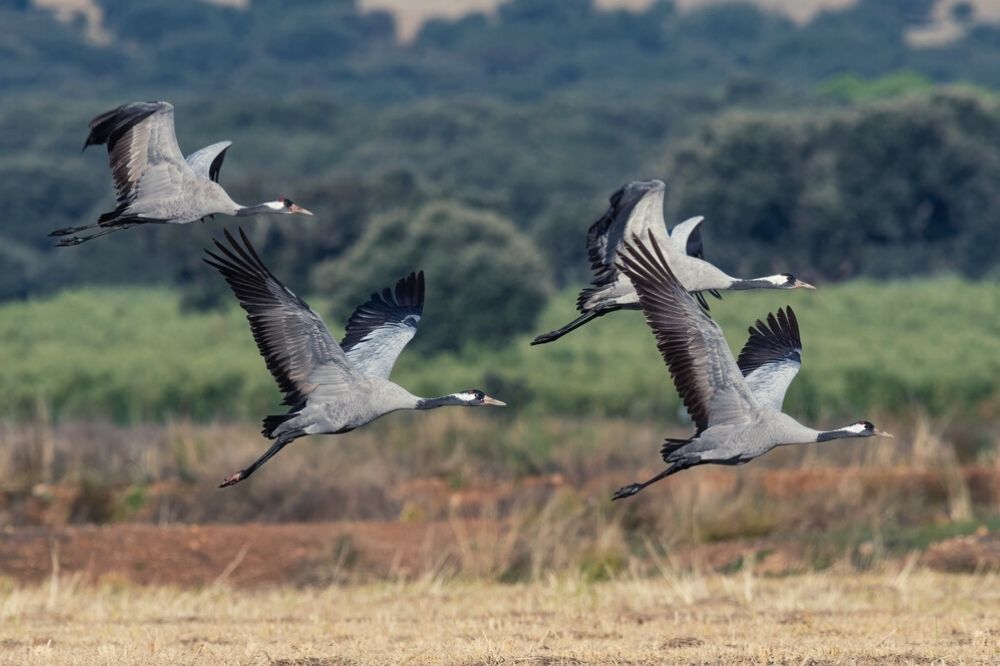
[204,229,505,488]
[341,272,424,380]
[49,102,311,246]
[530,179,814,345]
[737,308,803,412]
[610,231,891,500]
[184,140,232,183]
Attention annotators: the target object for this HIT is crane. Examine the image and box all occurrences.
[49,101,312,246]
[531,180,813,345]
[204,229,506,487]
[611,230,891,500]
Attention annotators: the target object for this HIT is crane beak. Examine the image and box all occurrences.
[794,279,816,290]
[290,204,313,216]
[875,428,894,438]
[482,396,507,407]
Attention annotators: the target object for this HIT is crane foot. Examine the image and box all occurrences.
[219,471,245,488]
[612,483,643,501]
[55,236,86,247]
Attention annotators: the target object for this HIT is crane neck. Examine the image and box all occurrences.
[414,394,468,410]
[728,275,788,290]
[236,201,286,216]
[816,425,866,442]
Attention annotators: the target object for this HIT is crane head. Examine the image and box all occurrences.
[457,389,506,407]
[277,197,313,216]
[847,420,893,438]
[766,273,816,289]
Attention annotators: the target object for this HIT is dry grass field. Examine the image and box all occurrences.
[2,413,997,663]
[1,571,997,665]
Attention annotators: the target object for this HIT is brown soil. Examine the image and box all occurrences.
[2,519,995,588]
[0,521,472,587]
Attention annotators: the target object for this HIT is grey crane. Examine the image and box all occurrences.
[610,230,891,500]
[204,229,506,488]
[49,101,312,246]
[531,180,814,345]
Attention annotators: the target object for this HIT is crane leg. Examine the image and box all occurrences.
[54,225,129,246]
[530,310,604,345]
[219,432,302,488]
[49,223,100,237]
[612,463,686,500]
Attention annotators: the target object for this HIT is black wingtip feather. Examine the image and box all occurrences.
[208,146,229,183]
[84,102,165,154]
[340,270,425,353]
[736,305,802,377]
[577,182,664,313]
[205,227,332,408]
[615,229,713,435]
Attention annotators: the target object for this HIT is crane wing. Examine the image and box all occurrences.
[577,180,668,312]
[669,215,722,304]
[204,228,359,407]
[185,140,232,183]
[84,101,197,211]
[616,230,759,434]
[736,307,802,412]
[341,271,425,380]
[669,216,705,258]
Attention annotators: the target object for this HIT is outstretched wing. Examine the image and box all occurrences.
[736,307,802,412]
[669,216,705,258]
[185,140,232,183]
[616,230,759,434]
[204,228,358,407]
[577,180,667,312]
[341,271,425,380]
[669,215,722,304]
[84,101,197,211]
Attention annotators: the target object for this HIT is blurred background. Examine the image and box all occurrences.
[0,0,998,586]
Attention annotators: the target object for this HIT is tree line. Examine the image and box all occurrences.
[1,0,998,350]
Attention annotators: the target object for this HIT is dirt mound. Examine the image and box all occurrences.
[923,528,1000,572]
[0,521,468,587]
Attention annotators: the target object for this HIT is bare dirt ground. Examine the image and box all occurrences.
[1,520,998,589]
[0,572,997,665]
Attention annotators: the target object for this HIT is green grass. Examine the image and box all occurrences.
[819,71,936,103]
[1,277,997,423]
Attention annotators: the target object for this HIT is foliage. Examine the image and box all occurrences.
[311,201,552,352]
[7,0,1000,99]
[0,278,996,424]
[663,91,1000,280]
[819,71,936,103]
[2,1,1000,303]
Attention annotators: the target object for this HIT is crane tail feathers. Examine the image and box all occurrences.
[261,413,298,439]
[660,437,693,462]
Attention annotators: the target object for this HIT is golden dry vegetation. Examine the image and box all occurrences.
[1,571,997,665]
